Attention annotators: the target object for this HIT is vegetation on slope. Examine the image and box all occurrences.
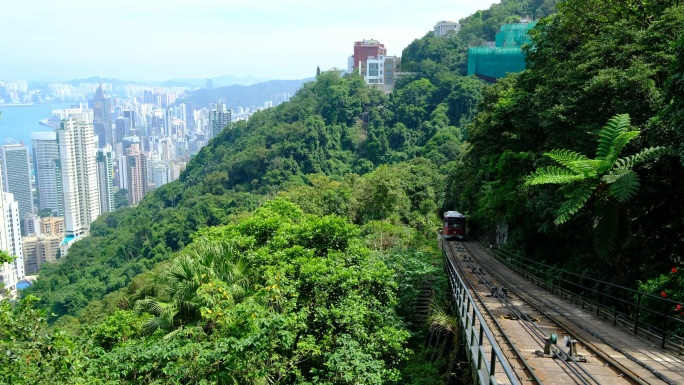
[13,0,684,382]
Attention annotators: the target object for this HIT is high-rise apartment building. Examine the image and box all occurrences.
[58,113,101,239]
[32,132,62,215]
[22,234,61,275]
[92,82,112,147]
[152,163,169,189]
[126,144,148,206]
[22,215,64,275]
[2,192,24,280]
[1,144,34,224]
[209,102,231,140]
[115,154,128,190]
[96,146,115,213]
[0,189,17,298]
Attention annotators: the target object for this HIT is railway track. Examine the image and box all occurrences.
[443,239,659,384]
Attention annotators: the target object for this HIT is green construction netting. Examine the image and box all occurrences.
[467,21,537,80]
[467,47,527,79]
[495,22,536,48]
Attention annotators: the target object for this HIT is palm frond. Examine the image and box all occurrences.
[596,114,631,160]
[604,170,640,203]
[544,150,598,176]
[554,184,595,225]
[593,199,619,260]
[526,166,585,186]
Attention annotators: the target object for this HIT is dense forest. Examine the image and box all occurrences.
[4,0,684,383]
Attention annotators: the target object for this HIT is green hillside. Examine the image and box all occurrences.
[7,0,684,383]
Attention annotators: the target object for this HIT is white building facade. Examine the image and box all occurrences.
[57,113,101,239]
[434,20,461,36]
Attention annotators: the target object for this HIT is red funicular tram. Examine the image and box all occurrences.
[443,211,466,240]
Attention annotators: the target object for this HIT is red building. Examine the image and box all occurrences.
[352,39,387,70]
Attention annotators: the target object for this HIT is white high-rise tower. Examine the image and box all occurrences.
[0,171,24,298]
[57,113,101,240]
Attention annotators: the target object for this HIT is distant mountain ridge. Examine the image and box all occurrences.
[175,78,314,111]
[162,75,270,88]
[63,75,271,88]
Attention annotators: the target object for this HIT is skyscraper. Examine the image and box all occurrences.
[114,116,131,144]
[209,102,231,140]
[92,82,112,147]
[123,110,136,130]
[58,113,101,239]
[125,144,148,206]
[1,143,34,224]
[32,132,62,215]
[96,146,115,213]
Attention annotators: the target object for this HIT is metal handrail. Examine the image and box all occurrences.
[491,247,684,350]
[443,246,521,385]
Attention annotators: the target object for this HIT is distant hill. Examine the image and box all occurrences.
[66,77,139,87]
[64,75,270,89]
[162,75,270,88]
[175,78,313,111]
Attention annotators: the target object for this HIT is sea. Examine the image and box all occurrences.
[0,102,75,150]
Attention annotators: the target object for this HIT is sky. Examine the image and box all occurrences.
[1,0,499,83]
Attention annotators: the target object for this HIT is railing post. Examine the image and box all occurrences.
[633,293,641,336]
[662,301,669,349]
[490,348,497,377]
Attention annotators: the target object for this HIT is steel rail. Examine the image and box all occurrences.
[448,241,600,385]
[465,242,656,385]
[454,242,602,385]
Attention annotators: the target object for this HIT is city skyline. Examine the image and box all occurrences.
[1,0,499,82]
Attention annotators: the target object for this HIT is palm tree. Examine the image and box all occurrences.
[526,114,667,260]
[137,239,250,336]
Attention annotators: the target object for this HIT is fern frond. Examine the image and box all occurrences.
[526,166,585,186]
[554,184,595,225]
[544,150,598,176]
[616,146,668,169]
[606,131,640,164]
[604,170,640,203]
[586,159,612,174]
[597,114,631,160]
[593,199,619,260]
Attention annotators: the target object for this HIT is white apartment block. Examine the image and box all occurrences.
[58,113,101,240]
[434,20,461,36]
[361,55,401,94]
[0,191,17,298]
[0,190,24,299]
